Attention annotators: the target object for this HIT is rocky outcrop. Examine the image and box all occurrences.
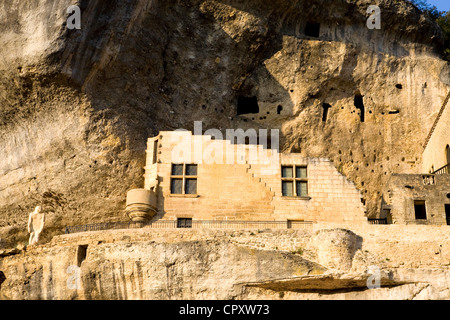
[0,0,449,243]
[2,227,450,300]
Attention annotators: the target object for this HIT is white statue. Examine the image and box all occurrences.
[27,206,45,246]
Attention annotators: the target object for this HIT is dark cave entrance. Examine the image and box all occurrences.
[237,96,260,115]
[322,103,332,122]
[354,93,365,122]
[77,245,88,267]
[0,271,5,290]
[305,22,321,38]
[414,201,427,220]
[277,105,283,115]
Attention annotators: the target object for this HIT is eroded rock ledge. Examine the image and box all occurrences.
[1,225,450,300]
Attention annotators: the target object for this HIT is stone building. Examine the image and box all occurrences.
[134,89,450,227]
[422,92,450,175]
[139,131,367,226]
[380,92,450,225]
[381,174,450,225]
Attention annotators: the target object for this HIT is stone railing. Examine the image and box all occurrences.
[432,164,450,175]
[64,220,315,235]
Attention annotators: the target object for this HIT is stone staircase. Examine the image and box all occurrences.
[245,146,277,199]
[423,90,450,150]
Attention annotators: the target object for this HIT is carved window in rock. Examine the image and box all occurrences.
[414,200,427,220]
[170,164,198,195]
[177,218,193,229]
[281,166,308,197]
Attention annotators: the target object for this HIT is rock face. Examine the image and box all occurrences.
[0,0,449,243]
[2,227,450,300]
[305,229,362,271]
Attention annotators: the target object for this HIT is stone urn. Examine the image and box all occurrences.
[125,189,157,223]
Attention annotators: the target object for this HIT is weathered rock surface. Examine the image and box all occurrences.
[0,0,449,242]
[2,227,450,300]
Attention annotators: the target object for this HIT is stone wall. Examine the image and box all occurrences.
[48,223,450,269]
[4,224,450,299]
[382,174,450,225]
[146,131,367,223]
[422,93,450,173]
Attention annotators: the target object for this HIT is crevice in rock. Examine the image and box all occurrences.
[354,93,365,122]
[0,271,5,290]
[237,96,259,115]
[77,245,88,267]
[277,105,283,115]
[322,103,331,122]
[305,22,320,38]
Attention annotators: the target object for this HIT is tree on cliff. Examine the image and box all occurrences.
[408,0,450,61]
[436,12,450,61]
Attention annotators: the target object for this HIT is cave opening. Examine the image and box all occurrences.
[354,93,365,122]
[305,22,321,37]
[237,96,259,115]
[277,105,283,115]
[77,245,88,267]
[322,103,332,122]
[0,271,5,290]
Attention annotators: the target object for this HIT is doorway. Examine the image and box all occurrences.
[446,204,450,226]
[446,145,450,173]
[414,200,427,220]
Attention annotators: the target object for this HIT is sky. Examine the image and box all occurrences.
[426,0,450,12]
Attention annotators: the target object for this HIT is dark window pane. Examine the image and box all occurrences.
[296,181,308,197]
[177,218,192,228]
[185,179,197,195]
[296,167,307,178]
[282,166,293,178]
[152,140,158,164]
[186,164,198,176]
[414,201,427,220]
[172,164,183,176]
[305,22,320,37]
[171,179,183,194]
[282,181,294,197]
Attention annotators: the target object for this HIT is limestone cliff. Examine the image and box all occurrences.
[2,227,450,300]
[0,0,449,243]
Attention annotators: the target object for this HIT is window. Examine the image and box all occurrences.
[177,218,192,228]
[414,200,427,220]
[237,96,259,115]
[446,145,450,168]
[445,204,450,226]
[305,22,320,37]
[77,245,88,267]
[152,140,158,164]
[171,164,198,195]
[281,166,308,197]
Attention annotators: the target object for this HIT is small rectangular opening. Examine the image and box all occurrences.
[152,140,158,164]
[287,220,304,229]
[305,22,320,37]
[237,96,259,115]
[445,204,450,225]
[77,245,88,267]
[414,201,427,220]
[177,218,193,228]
